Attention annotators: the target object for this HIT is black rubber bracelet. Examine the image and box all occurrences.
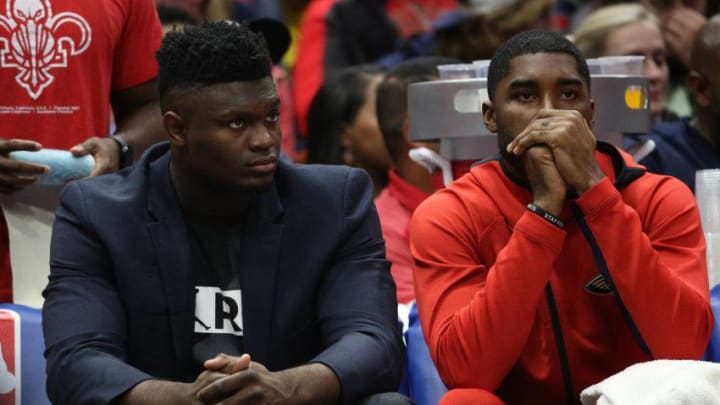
[527,203,565,228]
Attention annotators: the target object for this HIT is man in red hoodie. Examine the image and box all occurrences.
[410,30,712,404]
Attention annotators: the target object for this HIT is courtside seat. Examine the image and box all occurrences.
[402,301,447,404]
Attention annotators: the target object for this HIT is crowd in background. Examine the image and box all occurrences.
[155,0,718,175]
[153,0,720,302]
[1,0,718,403]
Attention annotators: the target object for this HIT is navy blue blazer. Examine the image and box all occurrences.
[43,143,404,404]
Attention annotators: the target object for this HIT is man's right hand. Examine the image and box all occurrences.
[0,138,48,194]
[524,145,566,217]
[118,370,229,405]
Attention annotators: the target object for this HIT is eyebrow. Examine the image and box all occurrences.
[507,77,585,89]
[508,79,537,89]
[557,78,584,86]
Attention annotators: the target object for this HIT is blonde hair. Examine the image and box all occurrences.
[572,4,660,58]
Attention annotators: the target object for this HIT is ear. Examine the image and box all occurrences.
[687,71,711,108]
[482,101,498,133]
[588,98,596,129]
[163,111,186,147]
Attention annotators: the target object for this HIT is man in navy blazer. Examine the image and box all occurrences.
[42,21,406,405]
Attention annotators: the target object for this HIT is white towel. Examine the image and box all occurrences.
[581,360,720,405]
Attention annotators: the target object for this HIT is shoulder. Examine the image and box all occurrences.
[59,145,164,212]
[649,119,691,144]
[412,162,501,233]
[277,161,369,190]
[621,168,696,223]
[275,162,373,207]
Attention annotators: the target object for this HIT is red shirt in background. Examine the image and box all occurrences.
[374,170,430,304]
[0,0,163,302]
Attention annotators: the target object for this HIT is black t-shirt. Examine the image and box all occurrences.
[186,215,246,372]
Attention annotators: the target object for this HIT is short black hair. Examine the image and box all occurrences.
[307,65,385,164]
[156,21,272,104]
[376,56,460,161]
[487,30,590,101]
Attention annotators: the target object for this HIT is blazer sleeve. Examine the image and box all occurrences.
[310,168,405,404]
[42,182,152,405]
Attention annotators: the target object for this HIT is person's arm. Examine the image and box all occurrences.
[410,171,567,391]
[70,80,164,176]
[43,182,155,404]
[70,0,164,176]
[508,108,712,358]
[572,175,712,358]
[308,168,405,403]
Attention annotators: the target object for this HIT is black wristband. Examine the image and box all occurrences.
[110,134,133,169]
[527,203,564,228]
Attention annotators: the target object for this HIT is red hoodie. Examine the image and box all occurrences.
[410,143,712,404]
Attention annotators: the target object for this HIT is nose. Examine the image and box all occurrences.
[542,93,556,110]
[248,124,276,151]
[644,57,664,83]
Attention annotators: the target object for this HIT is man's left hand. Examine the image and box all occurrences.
[70,136,119,176]
[507,109,605,194]
[197,360,297,405]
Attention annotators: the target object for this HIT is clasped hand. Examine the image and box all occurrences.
[506,109,605,215]
[191,353,295,405]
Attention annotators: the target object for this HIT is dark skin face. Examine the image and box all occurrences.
[483,53,604,215]
[688,47,720,147]
[164,77,281,215]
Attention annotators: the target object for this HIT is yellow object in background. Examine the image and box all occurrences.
[624,85,646,109]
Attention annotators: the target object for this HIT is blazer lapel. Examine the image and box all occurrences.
[145,152,195,376]
[240,182,285,366]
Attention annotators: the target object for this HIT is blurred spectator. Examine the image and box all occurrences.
[241,18,300,161]
[0,0,164,302]
[156,0,209,19]
[292,0,457,138]
[640,15,720,192]
[375,56,460,304]
[307,65,391,197]
[573,3,672,122]
[643,0,718,117]
[433,0,555,62]
[157,4,198,33]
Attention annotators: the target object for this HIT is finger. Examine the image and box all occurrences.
[511,132,555,155]
[0,157,49,175]
[0,139,42,154]
[204,353,251,374]
[0,172,40,190]
[197,364,264,404]
[88,155,112,177]
[70,137,102,157]
[508,121,564,154]
[203,353,231,372]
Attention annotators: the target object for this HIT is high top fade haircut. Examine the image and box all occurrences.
[156,21,272,107]
[487,30,590,101]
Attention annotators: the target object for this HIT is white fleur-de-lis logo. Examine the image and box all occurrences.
[0,0,91,99]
